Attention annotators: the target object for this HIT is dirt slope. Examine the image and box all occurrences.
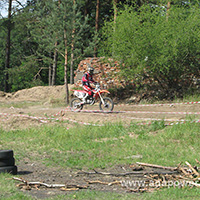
[0,85,75,102]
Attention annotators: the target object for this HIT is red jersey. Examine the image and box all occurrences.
[82,72,96,87]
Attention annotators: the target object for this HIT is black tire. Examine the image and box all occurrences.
[0,166,17,175]
[0,158,15,167]
[0,150,13,159]
[70,98,83,112]
[99,97,114,111]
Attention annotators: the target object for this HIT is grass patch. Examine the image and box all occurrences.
[0,173,33,200]
[0,121,199,168]
[0,121,199,199]
[182,93,200,103]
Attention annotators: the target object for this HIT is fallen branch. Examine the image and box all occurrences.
[195,159,200,165]
[86,179,121,186]
[136,162,178,171]
[179,167,188,176]
[13,177,88,189]
[60,187,79,191]
[185,161,199,176]
[78,169,145,176]
[79,169,177,177]
[179,167,194,179]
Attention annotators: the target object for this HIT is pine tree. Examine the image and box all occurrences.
[4,0,12,92]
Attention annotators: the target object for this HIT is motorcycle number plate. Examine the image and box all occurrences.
[74,91,86,98]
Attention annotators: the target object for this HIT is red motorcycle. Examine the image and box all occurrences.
[70,84,114,112]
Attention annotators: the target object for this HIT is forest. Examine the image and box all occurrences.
[0,0,200,102]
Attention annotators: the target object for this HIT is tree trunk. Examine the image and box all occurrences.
[84,0,89,16]
[49,52,52,86]
[64,29,69,104]
[113,0,117,24]
[52,41,58,85]
[4,0,12,92]
[70,0,75,84]
[94,0,99,57]
[70,35,75,84]
[112,0,117,56]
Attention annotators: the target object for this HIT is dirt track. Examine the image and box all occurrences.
[0,100,200,131]
[0,85,199,130]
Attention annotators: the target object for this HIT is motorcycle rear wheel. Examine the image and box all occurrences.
[70,98,83,112]
[99,97,114,111]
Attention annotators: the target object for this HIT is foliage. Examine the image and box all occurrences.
[0,0,108,92]
[1,1,200,99]
[101,4,200,98]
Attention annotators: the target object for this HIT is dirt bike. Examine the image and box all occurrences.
[70,84,114,112]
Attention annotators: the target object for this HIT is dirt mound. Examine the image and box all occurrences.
[0,85,74,102]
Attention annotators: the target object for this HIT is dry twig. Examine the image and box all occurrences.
[195,159,200,165]
[86,179,121,186]
[13,177,88,190]
[185,161,199,176]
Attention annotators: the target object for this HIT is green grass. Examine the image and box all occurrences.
[1,121,199,168]
[0,173,33,200]
[182,93,200,103]
[0,121,199,199]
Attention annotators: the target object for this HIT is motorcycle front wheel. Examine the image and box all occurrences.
[70,98,83,112]
[99,97,114,112]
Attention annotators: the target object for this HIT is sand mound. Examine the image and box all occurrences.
[0,85,74,102]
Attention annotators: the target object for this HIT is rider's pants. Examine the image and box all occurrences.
[83,85,94,96]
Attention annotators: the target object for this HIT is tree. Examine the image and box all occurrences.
[94,0,99,57]
[102,4,200,97]
[4,0,12,92]
[31,0,92,103]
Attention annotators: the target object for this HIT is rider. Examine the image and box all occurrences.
[82,66,97,102]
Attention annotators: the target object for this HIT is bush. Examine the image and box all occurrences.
[101,4,200,98]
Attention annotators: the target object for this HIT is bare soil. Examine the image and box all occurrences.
[0,85,199,199]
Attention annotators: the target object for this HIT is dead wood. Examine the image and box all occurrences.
[78,169,177,177]
[60,187,79,191]
[86,179,121,186]
[78,169,145,176]
[185,161,199,176]
[195,159,200,165]
[179,167,194,179]
[12,160,200,194]
[136,162,178,171]
[13,177,88,189]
